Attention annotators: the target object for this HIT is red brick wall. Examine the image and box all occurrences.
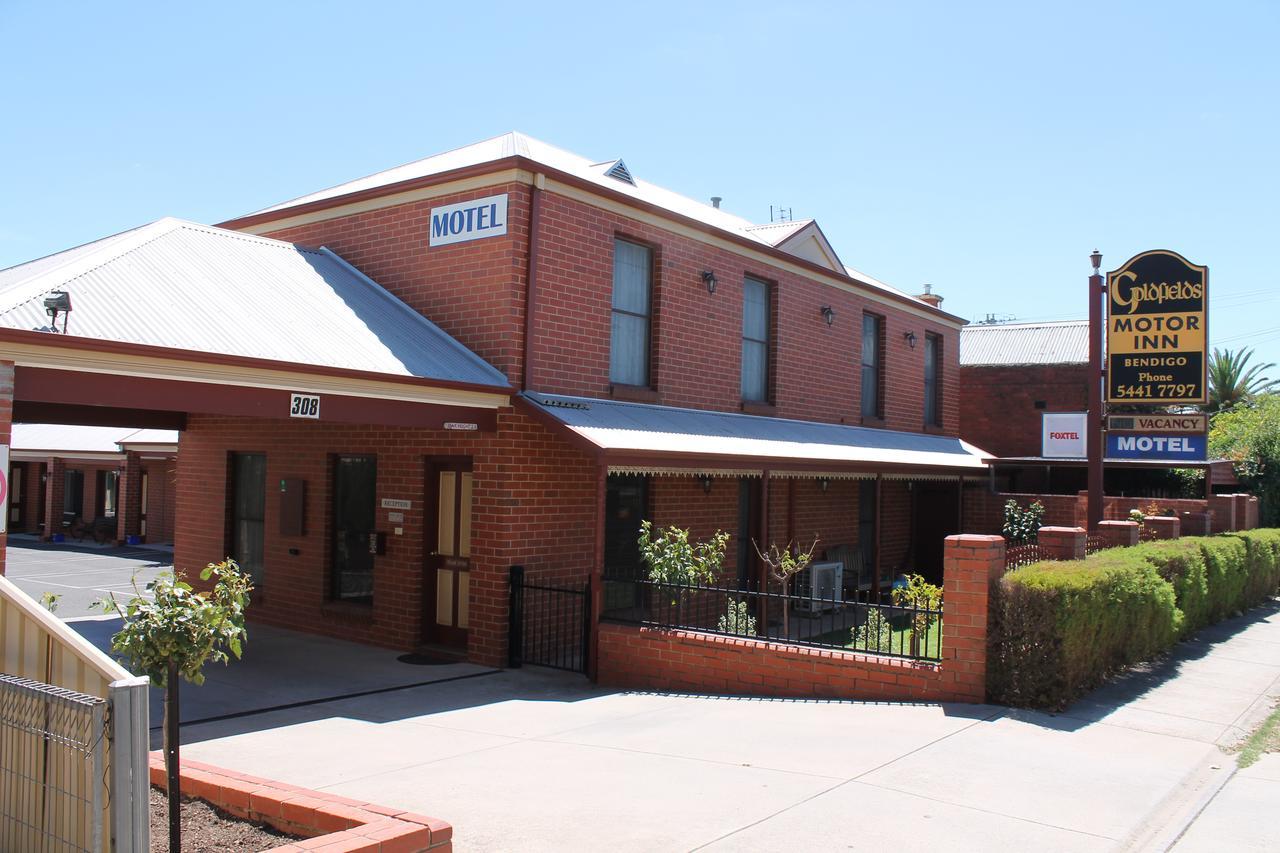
[257,180,960,435]
[175,408,597,665]
[0,362,10,573]
[13,461,45,535]
[959,364,1089,457]
[142,458,177,544]
[262,182,532,385]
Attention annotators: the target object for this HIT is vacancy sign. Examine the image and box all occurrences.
[429,194,508,247]
[1106,250,1208,404]
[1042,412,1087,458]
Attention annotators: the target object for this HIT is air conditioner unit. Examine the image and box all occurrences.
[795,561,843,613]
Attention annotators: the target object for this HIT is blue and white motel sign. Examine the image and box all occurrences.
[429,193,508,247]
[1106,432,1207,462]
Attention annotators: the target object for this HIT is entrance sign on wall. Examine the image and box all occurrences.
[1042,412,1087,458]
[429,194,508,247]
[1106,432,1208,462]
[289,393,321,419]
[1106,250,1208,404]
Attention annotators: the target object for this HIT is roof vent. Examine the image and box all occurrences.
[710,196,722,209]
[603,159,635,186]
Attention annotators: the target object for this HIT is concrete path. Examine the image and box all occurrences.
[1172,754,1280,852]
[178,601,1280,852]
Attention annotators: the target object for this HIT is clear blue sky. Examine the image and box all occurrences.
[2,1,1277,368]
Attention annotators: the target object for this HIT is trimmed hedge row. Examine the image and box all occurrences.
[988,529,1280,709]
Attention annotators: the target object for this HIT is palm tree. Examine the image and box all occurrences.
[1207,347,1278,411]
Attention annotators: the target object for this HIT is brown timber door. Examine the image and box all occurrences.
[424,458,474,648]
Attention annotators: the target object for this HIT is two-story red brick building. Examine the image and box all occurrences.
[0,133,987,669]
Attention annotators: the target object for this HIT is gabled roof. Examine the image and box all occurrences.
[960,320,1089,366]
[523,392,989,472]
[0,218,510,389]
[233,131,931,310]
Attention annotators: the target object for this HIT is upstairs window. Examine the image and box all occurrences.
[609,239,653,387]
[924,333,943,426]
[741,276,771,402]
[861,313,884,420]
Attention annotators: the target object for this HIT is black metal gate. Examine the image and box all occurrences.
[508,566,590,673]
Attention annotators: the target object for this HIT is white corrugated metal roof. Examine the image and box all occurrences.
[117,428,180,448]
[525,393,989,471]
[960,320,1089,366]
[241,132,921,305]
[0,218,510,388]
[11,424,176,454]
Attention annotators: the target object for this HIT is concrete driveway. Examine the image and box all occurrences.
[177,603,1280,852]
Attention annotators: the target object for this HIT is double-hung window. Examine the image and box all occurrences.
[861,313,884,420]
[924,333,942,426]
[741,276,770,402]
[609,238,653,387]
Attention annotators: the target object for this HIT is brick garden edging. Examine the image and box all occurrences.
[148,752,452,852]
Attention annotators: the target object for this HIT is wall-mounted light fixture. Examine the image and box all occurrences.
[1090,249,1103,272]
[820,306,835,327]
[701,270,718,294]
[698,474,713,494]
[43,290,72,334]
[818,477,831,493]
[903,331,918,349]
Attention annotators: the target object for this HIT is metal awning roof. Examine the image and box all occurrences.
[0,218,510,390]
[523,393,990,474]
[10,423,178,460]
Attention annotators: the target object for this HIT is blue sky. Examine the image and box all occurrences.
[2,1,1277,368]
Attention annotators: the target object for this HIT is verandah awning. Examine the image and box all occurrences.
[521,392,991,476]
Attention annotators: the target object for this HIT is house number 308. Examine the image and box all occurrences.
[289,393,321,419]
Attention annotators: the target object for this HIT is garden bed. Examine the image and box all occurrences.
[149,787,299,852]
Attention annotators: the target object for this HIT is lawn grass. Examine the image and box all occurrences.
[811,617,943,658]
[1237,701,1280,769]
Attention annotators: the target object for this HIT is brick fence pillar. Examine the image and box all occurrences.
[1232,494,1253,531]
[1037,526,1086,561]
[1209,495,1235,533]
[1246,496,1259,530]
[1178,511,1211,537]
[1098,519,1139,548]
[943,534,1005,703]
[116,451,143,544]
[1145,516,1180,540]
[43,457,66,541]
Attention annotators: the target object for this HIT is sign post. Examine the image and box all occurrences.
[1087,251,1105,530]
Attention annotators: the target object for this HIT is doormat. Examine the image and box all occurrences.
[396,652,459,666]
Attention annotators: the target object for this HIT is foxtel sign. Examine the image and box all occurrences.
[1106,432,1207,462]
[429,194,508,247]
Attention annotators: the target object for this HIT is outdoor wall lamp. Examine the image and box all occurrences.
[820,306,835,326]
[701,270,718,294]
[43,290,72,334]
[818,477,831,493]
[698,474,714,494]
[903,331,918,349]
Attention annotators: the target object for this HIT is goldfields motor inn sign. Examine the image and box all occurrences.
[1106,250,1207,404]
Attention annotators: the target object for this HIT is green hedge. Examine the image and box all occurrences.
[988,530,1280,709]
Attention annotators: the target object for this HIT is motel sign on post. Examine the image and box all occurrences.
[1106,432,1207,462]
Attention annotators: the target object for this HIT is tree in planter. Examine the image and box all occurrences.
[98,558,252,853]
[753,538,819,639]
[637,520,729,611]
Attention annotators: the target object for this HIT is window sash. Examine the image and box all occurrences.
[741,277,770,400]
[610,239,652,386]
[741,339,768,402]
[924,334,941,425]
[861,314,882,418]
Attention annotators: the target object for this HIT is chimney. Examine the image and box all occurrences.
[917,283,944,308]
[710,196,722,209]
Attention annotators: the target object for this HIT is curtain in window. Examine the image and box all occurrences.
[609,240,651,386]
[741,277,769,402]
[861,315,881,418]
[231,454,267,585]
[924,334,940,425]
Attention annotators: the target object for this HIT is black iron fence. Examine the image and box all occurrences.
[508,566,590,673]
[1005,542,1047,571]
[601,575,943,662]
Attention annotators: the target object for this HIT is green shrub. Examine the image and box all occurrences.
[989,529,1280,710]
[716,598,756,636]
[1199,536,1250,622]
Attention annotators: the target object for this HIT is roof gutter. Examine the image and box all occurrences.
[219,156,968,327]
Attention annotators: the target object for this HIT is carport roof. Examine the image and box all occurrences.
[522,392,990,473]
[10,423,177,455]
[0,218,510,390]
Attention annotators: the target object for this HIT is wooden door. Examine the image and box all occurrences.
[424,458,474,648]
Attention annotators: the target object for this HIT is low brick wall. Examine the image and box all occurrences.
[149,753,452,852]
[597,535,1004,704]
